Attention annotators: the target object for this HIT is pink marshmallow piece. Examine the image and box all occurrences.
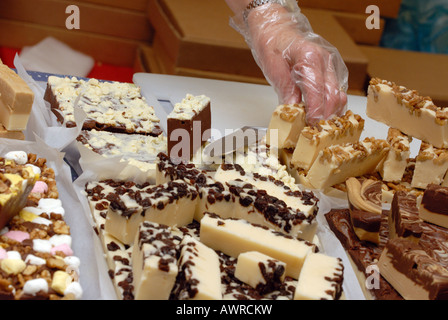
[31,181,49,194]
[4,230,30,243]
[0,247,6,260]
[51,243,73,257]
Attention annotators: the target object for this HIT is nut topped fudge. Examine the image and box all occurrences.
[44,76,162,136]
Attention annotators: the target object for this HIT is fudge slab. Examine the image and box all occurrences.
[379,128,412,183]
[420,184,448,229]
[0,62,34,114]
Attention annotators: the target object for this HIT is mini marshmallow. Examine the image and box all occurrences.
[25,254,46,266]
[31,181,48,194]
[25,164,41,177]
[49,234,72,247]
[1,258,26,275]
[33,239,52,253]
[64,281,83,300]
[4,230,30,243]
[6,250,22,260]
[51,243,73,257]
[23,278,49,296]
[64,256,81,272]
[4,151,28,165]
[0,247,7,260]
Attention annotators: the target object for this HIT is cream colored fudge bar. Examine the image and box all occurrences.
[411,142,448,189]
[0,99,31,131]
[306,137,389,190]
[131,221,179,300]
[44,76,162,136]
[379,128,412,182]
[234,251,286,295]
[266,103,306,149]
[389,190,423,244]
[378,238,448,300]
[278,148,314,188]
[419,184,448,229]
[291,110,364,171]
[105,180,198,244]
[171,235,222,300]
[0,124,24,140]
[367,78,448,149]
[346,177,382,244]
[0,152,82,300]
[294,253,344,300]
[200,213,317,279]
[213,163,318,218]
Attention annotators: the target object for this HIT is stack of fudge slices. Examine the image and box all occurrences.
[0,61,34,140]
[84,152,345,300]
[44,75,168,173]
[0,150,82,300]
[322,79,448,300]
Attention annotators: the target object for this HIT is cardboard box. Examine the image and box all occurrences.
[359,45,448,107]
[298,0,402,18]
[0,0,153,41]
[0,18,145,66]
[147,0,368,90]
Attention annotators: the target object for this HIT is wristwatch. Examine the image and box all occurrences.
[243,0,281,22]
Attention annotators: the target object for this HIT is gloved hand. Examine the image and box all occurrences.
[230,0,348,125]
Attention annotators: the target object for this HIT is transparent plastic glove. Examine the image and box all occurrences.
[231,0,348,125]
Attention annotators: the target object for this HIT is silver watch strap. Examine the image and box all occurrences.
[243,0,281,22]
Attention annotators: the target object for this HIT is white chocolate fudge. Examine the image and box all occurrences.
[105,180,198,244]
[411,142,448,189]
[171,235,222,300]
[294,253,344,300]
[44,76,162,136]
[266,103,306,149]
[367,78,448,149]
[291,110,364,170]
[379,128,412,182]
[131,221,179,300]
[306,137,389,190]
[378,238,448,300]
[234,251,286,294]
[200,213,316,279]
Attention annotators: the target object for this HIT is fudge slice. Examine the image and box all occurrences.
[131,221,179,300]
[171,235,222,300]
[167,94,211,161]
[44,76,162,136]
[306,137,389,190]
[291,110,364,170]
[105,179,198,244]
[379,128,412,183]
[420,184,448,229]
[200,213,317,279]
[411,142,448,189]
[346,177,382,244]
[378,238,448,300]
[0,154,38,229]
[389,191,423,243]
[294,253,344,300]
[265,103,306,149]
[0,61,34,131]
[367,78,448,148]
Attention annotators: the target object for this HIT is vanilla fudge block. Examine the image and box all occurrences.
[214,163,319,218]
[378,238,448,300]
[294,253,344,300]
[105,180,198,244]
[411,142,448,189]
[420,184,448,229]
[44,76,162,136]
[278,148,313,188]
[0,124,24,140]
[346,177,382,244]
[0,99,31,131]
[379,128,412,182]
[131,221,179,300]
[224,180,317,241]
[367,78,448,149]
[200,213,316,279]
[167,94,211,161]
[155,152,206,185]
[0,62,34,113]
[172,235,222,300]
[266,103,306,149]
[306,137,389,190]
[291,110,364,171]
[0,157,38,230]
[389,191,423,243]
[234,251,286,295]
